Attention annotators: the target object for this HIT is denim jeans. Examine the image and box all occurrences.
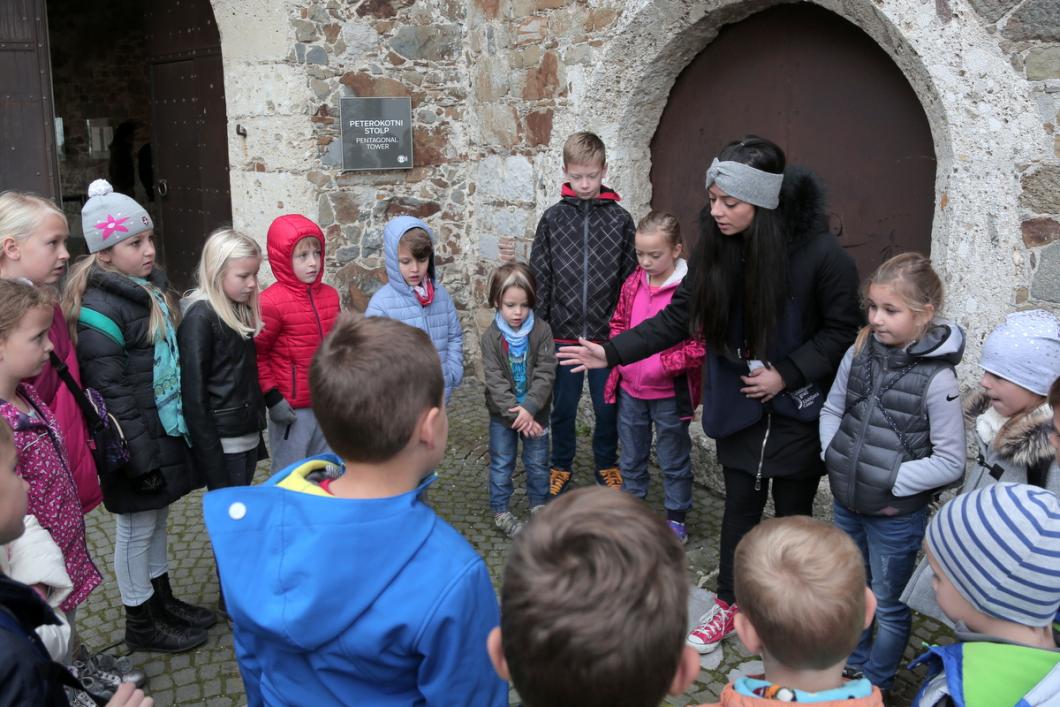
[549,344,617,473]
[617,390,692,513]
[489,417,550,512]
[115,507,170,606]
[833,501,928,690]
[206,450,259,491]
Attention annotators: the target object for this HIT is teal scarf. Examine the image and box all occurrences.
[130,277,187,439]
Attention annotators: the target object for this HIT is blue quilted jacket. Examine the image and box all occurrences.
[366,216,464,400]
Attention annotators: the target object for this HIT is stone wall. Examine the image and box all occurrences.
[211,0,1060,381]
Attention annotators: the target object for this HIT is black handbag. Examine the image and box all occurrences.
[49,351,130,478]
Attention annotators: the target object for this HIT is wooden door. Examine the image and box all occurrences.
[650,4,936,277]
[145,0,230,291]
[0,0,59,198]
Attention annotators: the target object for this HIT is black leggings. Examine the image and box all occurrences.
[715,466,821,604]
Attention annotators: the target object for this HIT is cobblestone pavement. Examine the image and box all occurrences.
[79,380,953,706]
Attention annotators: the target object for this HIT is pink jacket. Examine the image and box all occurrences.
[28,305,102,513]
[604,262,705,419]
[0,383,101,612]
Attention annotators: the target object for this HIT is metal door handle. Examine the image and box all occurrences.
[157,179,168,197]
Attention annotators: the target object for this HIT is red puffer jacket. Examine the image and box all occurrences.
[255,215,341,410]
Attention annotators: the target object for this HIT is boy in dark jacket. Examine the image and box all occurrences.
[529,132,636,495]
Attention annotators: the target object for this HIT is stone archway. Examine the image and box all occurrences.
[566,0,1042,362]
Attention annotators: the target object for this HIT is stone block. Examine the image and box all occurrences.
[305,46,328,65]
[1026,47,1060,81]
[526,109,553,146]
[1021,166,1060,213]
[1031,242,1060,302]
[229,171,316,264]
[479,104,521,147]
[355,0,414,18]
[479,205,532,238]
[966,0,1020,23]
[340,22,379,64]
[474,155,535,202]
[213,0,290,62]
[379,196,443,219]
[522,51,560,100]
[585,8,618,32]
[331,192,360,223]
[471,57,510,100]
[1003,0,1060,41]
[338,262,388,312]
[414,127,451,166]
[516,17,548,46]
[1023,217,1060,247]
[292,19,318,43]
[339,72,409,97]
[389,25,462,61]
[225,64,310,118]
[230,115,314,172]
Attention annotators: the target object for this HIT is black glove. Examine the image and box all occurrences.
[136,468,166,493]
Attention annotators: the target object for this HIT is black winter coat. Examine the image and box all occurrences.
[0,574,77,707]
[605,167,861,478]
[530,185,637,341]
[76,267,198,513]
[177,300,266,490]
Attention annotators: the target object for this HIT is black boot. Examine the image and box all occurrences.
[125,597,208,653]
[151,572,218,629]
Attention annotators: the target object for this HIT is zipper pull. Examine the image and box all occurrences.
[754,470,762,492]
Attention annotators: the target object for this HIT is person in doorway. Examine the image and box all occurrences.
[254,214,340,472]
[530,131,637,495]
[557,135,861,654]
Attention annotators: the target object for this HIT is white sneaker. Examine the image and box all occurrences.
[494,511,525,538]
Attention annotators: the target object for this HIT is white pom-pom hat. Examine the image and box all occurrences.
[81,179,153,254]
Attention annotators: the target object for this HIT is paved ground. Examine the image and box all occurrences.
[79,380,953,705]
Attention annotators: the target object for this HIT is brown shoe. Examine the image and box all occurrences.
[597,467,623,490]
[549,468,572,496]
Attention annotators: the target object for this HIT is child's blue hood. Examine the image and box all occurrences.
[383,216,436,297]
[203,456,438,651]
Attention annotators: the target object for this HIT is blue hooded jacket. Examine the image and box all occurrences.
[203,455,507,706]
[366,216,464,400]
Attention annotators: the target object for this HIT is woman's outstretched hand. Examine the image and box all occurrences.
[556,338,608,373]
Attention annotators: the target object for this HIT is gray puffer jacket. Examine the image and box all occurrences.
[821,322,966,516]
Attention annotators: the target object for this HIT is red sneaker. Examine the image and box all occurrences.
[686,598,738,654]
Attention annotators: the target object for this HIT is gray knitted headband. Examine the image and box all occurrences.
[705,158,784,209]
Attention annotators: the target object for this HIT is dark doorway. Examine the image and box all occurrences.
[0,0,60,198]
[649,4,936,278]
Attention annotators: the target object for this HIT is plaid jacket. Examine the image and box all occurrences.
[529,184,637,341]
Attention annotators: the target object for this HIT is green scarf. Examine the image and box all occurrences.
[130,276,187,439]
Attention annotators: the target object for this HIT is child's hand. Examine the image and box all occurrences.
[526,421,545,439]
[106,683,153,707]
[509,406,534,434]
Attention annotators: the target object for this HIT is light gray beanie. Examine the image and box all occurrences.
[81,179,153,254]
[926,482,1060,627]
[979,309,1060,396]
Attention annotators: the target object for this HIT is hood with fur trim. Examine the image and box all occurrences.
[965,390,1055,471]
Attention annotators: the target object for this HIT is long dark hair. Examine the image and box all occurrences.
[689,136,790,358]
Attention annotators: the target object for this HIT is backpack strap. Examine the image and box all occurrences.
[78,307,125,348]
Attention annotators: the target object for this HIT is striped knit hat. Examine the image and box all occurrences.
[926,483,1060,627]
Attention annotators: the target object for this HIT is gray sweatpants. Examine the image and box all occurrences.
[268,407,332,473]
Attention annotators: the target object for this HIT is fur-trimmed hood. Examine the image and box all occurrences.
[778,166,830,250]
[965,389,1055,470]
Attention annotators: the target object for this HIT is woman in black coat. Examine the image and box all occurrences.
[558,136,861,653]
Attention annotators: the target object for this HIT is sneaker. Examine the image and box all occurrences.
[686,598,738,654]
[530,504,545,515]
[549,468,572,496]
[64,687,98,707]
[494,511,525,538]
[597,466,623,490]
[668,520,688,544]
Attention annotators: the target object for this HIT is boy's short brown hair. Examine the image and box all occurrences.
[500,487,687,707]
[398,228,433,261]
[487,262,536,309]
[292,235,321,256]
[310,314,443,462]
[563,132,606,168]
[735,516,866,670]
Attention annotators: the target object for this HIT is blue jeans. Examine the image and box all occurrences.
[489,417,550,512]
[115,507,170,606]
[617,390,692,513]
[550,344,617,474]
[832,501,928,690]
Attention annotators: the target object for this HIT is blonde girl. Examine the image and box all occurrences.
[0,191,102,513]
[0,279,101,644]
[819,252,966,690]
[178,228,266,491]
[63,179,214,654]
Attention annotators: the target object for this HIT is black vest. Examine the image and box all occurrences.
[827,337,953,515]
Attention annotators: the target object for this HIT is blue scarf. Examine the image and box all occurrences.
[496,312,534,403]
[130,276,187,439]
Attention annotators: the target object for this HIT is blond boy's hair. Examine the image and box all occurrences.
[734,516,866,670]
[562,132,606,168]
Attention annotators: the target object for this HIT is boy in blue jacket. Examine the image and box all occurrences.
[366,215,463,402]
[204,315,506,707]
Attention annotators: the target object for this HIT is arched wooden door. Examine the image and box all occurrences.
[650,3,935,277]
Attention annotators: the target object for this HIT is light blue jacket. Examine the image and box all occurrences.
[366,216,464,399]
[203,455,507,707]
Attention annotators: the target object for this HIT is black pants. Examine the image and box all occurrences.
[716,466,821,604]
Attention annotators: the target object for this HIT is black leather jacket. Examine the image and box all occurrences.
[178,300,266,489]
